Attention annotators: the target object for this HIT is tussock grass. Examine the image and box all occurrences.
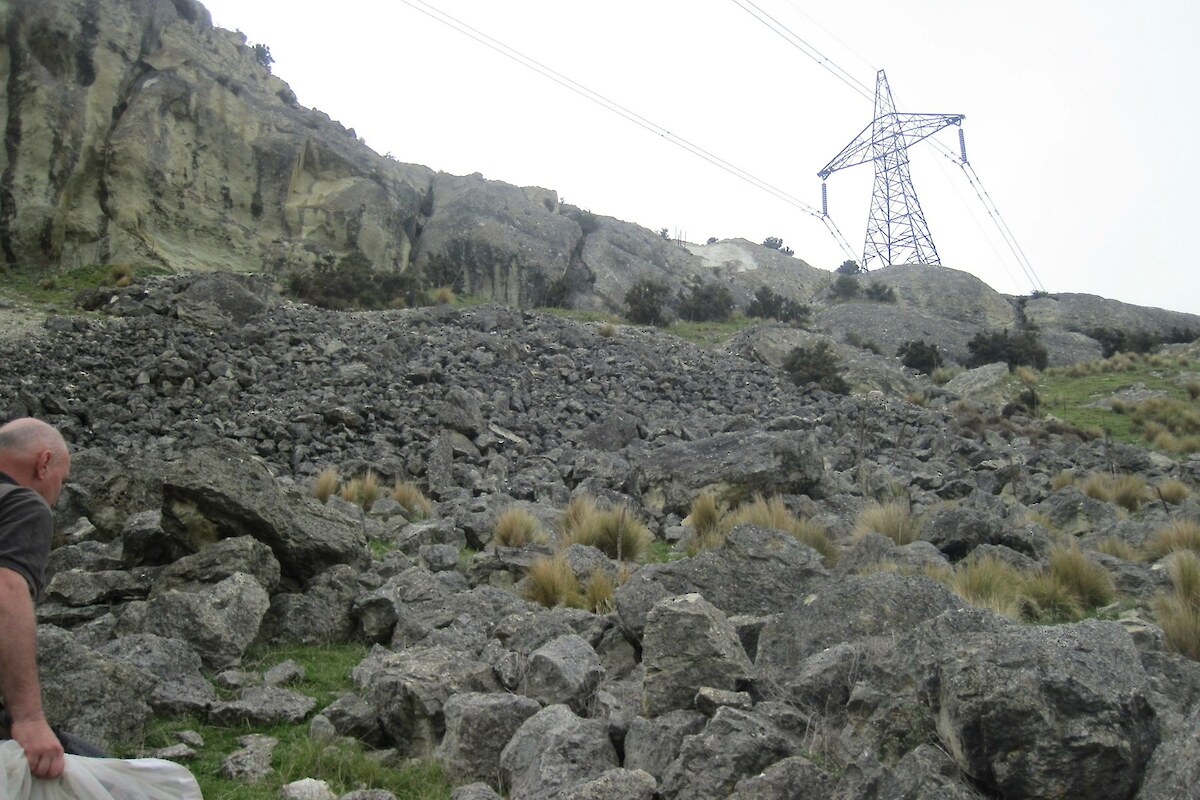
[582,570,615,614]
[598,322,616,338]
[1020,572,1085,623]
[560,495,598,539]
[339,477,362,504]
[523,554,581,608]
[432,286,455,305]
[854,502,920,546]
[685,492,725,541]
[1155,552,1200,661]
[1156,479,1192,505]
[1051,469,1075,491]
[494,507,543,548]
[392,481,433,518]
[359,470,380,509]
[560,500,650,561]
[1047,543,1115,608]
[1187,381,1200,400]
[312,467,340,503]
[947,556,1024,619]
[1082,473,1148,511]
[1096,536,1139,561]
[1143,519,1200,560]
[720,494,836,562]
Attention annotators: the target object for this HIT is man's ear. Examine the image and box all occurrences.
[35,449,52,478]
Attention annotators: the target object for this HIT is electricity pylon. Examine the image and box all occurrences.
[818,70,964,269]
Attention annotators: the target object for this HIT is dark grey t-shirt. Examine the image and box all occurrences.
[0,473,51,598]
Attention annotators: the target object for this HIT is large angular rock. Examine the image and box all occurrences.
[615,525,829,640]
[151,535,281,594]
[498,704,619,800]
[934,620,1157,800]
[659,706,801,800]
[523,634,605,714]
[37,626,155,752]
[355,646,498,756]
[98,633,216,715]
[115,571,270,668]
[623,710,707,782]
[755,573,964,685]
[158,445,368,584]
[435,692,542,785]
[257,564,360,646]
[641,594,753,717]
[1137,703,1200,800]
[631,431,825,514]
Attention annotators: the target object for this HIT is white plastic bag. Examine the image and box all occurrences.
[0,740,202,800]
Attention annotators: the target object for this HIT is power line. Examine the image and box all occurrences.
[396,0,856,260]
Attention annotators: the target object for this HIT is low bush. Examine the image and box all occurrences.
[782,341,849,394]
[853,502,920,545]
[897,340,943,374]
[746,285,810,325]
[677,281,734,323]
[830,274,860,300]
[288,250,427,311]
[863,281,896,303]
[494,508,542,548]
[625,278,670,326]
[966,329,1049,371]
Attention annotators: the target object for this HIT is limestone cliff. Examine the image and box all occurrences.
[0,0,432,276]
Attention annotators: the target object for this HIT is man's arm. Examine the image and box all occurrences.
[0,567,63,779]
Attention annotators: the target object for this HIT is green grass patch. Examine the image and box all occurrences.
[1028,352,1200,452]
[115,643,452,799]
[665,316,758,348]
[0,263,168,307]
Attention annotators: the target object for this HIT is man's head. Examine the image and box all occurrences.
[0,418,71,506]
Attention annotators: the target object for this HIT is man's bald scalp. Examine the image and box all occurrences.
[0,419,66,459]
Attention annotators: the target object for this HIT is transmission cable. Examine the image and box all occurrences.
[396,0,857,260]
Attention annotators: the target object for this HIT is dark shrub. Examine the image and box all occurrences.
[288,250,424,310]
[966,329,1048,371]
[836,259,864,275]
[677,281,734,323]
[625,279,670,326]
[864,281,896,302]
[783,341,849,394]
[831,275,860,300]
[897,340,944,374]
[746,286,811,326]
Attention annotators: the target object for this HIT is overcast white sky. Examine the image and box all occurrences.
[200,0,1199,315]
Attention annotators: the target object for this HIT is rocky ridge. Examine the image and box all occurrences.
[0,273,1198,799]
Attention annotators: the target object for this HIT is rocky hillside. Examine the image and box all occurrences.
[4,0,1199,366]
[1,273,1198,799]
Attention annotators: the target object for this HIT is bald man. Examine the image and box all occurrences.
[0,417,71,779]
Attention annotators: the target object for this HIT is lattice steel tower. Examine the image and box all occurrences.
[818,70,964,268]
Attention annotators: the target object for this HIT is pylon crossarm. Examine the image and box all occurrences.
[819,113,964,179]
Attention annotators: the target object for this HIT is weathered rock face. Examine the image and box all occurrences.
[0,0,431,275]
[1024,293,1200,340]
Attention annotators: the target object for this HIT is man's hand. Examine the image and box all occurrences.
[10,716,64,778]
